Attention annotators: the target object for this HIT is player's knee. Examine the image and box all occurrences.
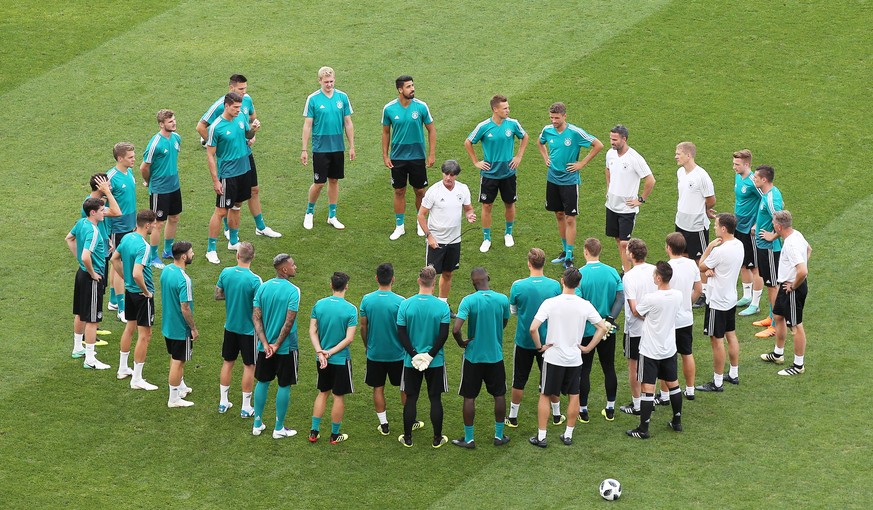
[250,186,260,195]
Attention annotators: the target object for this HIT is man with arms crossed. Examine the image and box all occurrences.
[619,239,656,415]
[732,149,764,316]
[161,241,197,407]
[674,141,716,307]
[142,109,182,269]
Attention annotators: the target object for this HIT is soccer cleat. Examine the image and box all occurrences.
[117,311,127,323]
[205,251,220,264]
[116,366,133,380]
[252,424,266,436]
[161,250,173,260]
[724,374,740,385]
[777,365,805,376]
[240,407,255,418]
[130,379,158,391]
[738,305,760,316]
[451,438,476,449]
[619,403,640,415]
[167,398,194,408]
[529,436,547,448]
[693,295,707,308]
[330,433,349,444]
[752,316,772,328]
[432,435,449,448]
[327,217,345,230]
[273,427,298,439]
[653,396,671,406]
[559,434,573,446]
[755,326,776,338]
[668,420,684,432]
[695,381,724,392]
[578,410,590,423]
[256,226,282,238]
[684,392,696,401]
[83,359,111,370]
[150,258,165,270]
[562,258,574,269]
[736,296,752,307]
[504,417,519,428]
[398,434,413,448]
[602,408,615,421]
[626,428,650,439]
[107,302,119,311]
[551,251,566,264]
[218,402,234,414]
[760,352,785,364]
[96,329,111,336]
[223,229,230,241]
[303,213,314,230]
[227,242,241,251]
[417,223,426,237]
[552,414,566,426]
[504,234,515,247]
[389,224,406,240]
[494,435,511,446]
[479,239,492,253]
[179,386,192,398]
[71,349,86,359]
[412,420,425,431]
[94,338,109,347]
[378,423,390,436]
[308,430,320,443]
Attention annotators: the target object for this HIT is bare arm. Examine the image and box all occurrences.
[452,317,467,347]
[529,318,549,351]
[418,206,438,249]
[252,306,273,356]
[196,120,209,141]
[510,133,529,169]
[180,301,198,340]
[325,325,356,358]
[381,124,393,168]
[140,161,152,187]
[272,310,298,352]
[214,286,225,300]
[81,250,100,281]
[464,138,489,171]
[65,232,77,256]
[133,263,151,298]
[109,250,123,281]
[425,122,436,168]
[691,281,703,302]
[705,195,717,218]
[581,320,610,353]
[206,145,222,194]
[568,138,604,172]
[301,117,313,165]
[359,316,369,350]
[309,318,328,368]
[343,115,355,161]
[537,140,550,167]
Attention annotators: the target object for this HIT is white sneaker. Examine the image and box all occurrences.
[327,217,345,230]
[303,213,314,230]
[130,379,159,391]
[227,242,241,251]
[218,402,234,414]
[179,386,193,398]
[389,225,406,240]
[205,251,220,264]
[479,239,492,253]
[83,359,111,370]
[223,229,230,241]
[417,223,426,237]
[117,311,127,323]
[504,234,515,247]
[252,423,266,436]
[240,407,255,418]
[256,226,282,238]
[167,398,194,408]
[116,366,133,380]
[273,427,298,439]
[107,302,118,311]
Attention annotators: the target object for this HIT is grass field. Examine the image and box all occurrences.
[2,0,872,508]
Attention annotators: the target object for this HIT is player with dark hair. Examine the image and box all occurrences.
[161,241,197,407]
[619,238,657,415]
[141,109,182,269]
[664,232,702,400]
[751,164,784,338]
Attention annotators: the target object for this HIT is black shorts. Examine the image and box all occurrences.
[703,305,736,338]
[391,159,428,189]
[247,154,258,187]
[545,181,578,216]
[73,269,106,323]
[756,247,780,287]
[623,333,641,360]
[511,344,544,390]
[605,208,636,240]
[149,189,183,220]
[400,365,448,398]
[478,175,517,204]
[735,231,756,269]
[313,151,345,183]
[316,359,354,395]
[675,325,694,356]
[638,354,678,385]
[255,350,298,386]
[676,226,709,260]
[222,329,256,365]
[365,359,404,388]
[426,242,461,274]
[109,230,133,255]
[458,359,506,398]
[774,280,807,327]
[540,361,582,396]
[215,174,251,208]
[165,336,192,362]
[125,291,155,327]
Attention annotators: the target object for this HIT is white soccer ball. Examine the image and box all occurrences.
[599,478,622,501]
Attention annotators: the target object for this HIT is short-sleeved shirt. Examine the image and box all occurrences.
[466,117,526,179]
[217,266,262,335]
[777,230,809,284]
[509,276,562,350]
[422,181,471,245]
[143,131,182,194]
[702,238,745,311]
[623,263,657,337]
[160,264,193,340]
[397,293,451,368]
[605,147,652,214]
[575,261,623,337]
[668,256,701,328]
[253,278,301,354]
[359,290,406,362]
[70,218,108,276]
[457,290,511,363]
[81,196,111,247]
[534,294,603,367]
[206,114,252,179]
[755,186,784,251]
[117,231,152,294]
[733,172,760,234]
[311,296,358,366]
[107,167,137,234]
[382,98,433,160]
[303,89,353,153]
[675,165,715,232]
[538,123,598,186]
[201,94,255,155]
[636,289,684,359]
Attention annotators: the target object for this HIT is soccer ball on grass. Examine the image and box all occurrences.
[599,478,622,501]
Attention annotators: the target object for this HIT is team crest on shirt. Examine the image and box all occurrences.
[456,193,463,202]
[505,129,512,137]
[563,138,572,146]
[238,121,244,129]
[741,185,748,193]
[174,142,180,151]
[411,111,419,119]
[243,107,250,115]
[336,101,343,109]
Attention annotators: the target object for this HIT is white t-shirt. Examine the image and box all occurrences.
[778,230,809,284]
[534,293,603,367]
[422,180,471,245]
[675,165,715,231]
[605,147,653,214]
[702,238,744,310]
[668,256,701,328]
[636,288,683,359]
[622,263,657,337]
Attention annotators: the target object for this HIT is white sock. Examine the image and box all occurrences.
[606,401,615,410]
[438,297,448,303]
[169,385,180,402]
[564,426,574,439]
[220,384,230,405]
[537,429,547,441]
[376,411,388,425]
[133,362,144,381]
[180,378,189,391]
[742,283,752,299]
[73,333,84,352]
[685,386,695,396]
[509,402,520,418]
[774,345,784,355]
[794,355,804,366]
[242,392,252,409]
[550,402,561,416]
[119,351,130,369]
[580,405,588,412]
[660,390,669,400]
[632,396,641,410]
[729,365,739,378]
[751,289,763,307]
[85,343,96,363]
[714,373,724,387]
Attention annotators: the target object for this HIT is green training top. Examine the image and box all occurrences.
[509,276,561,350]
[538,123,597,185]
[396,294,451,368]
[117,231,153,294]
[360,290,406,362]
[160,264,193,340]
[575,261,622,337]
[457,289,511,363]
[217,266,262,336]
[382,98,433,160]
[253,278,301,354]
[311,296,358,365]
[70,217,108,277]
[466,117,526,179]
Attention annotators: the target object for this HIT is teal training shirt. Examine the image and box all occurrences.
[117,232,153,294]
[217,266,262,335]
[397,294,451,368]
[311,296,358,365]
[71,217,108,277]
[457,290,511,363]
[107,167,136,233]
[755,186,784,251]
[303,89,353,153]
[360,290,406,362]
[253,278,300,354]
[160,264,193,340]
[575,261,622,337]
[509,276,561,349]
[538,123,597,185]
[207,114,251,179]
[734,173,760,234]
[382,98,433,160]
[81,196,111,247]
[467,117,526,179]
[143,131,181,194]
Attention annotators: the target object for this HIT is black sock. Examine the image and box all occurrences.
[403,394,419,437]
[639,393,654,433]
[430,395,443,438]
[668,385,683,423]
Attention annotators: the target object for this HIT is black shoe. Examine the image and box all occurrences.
[493,435,511,446]
[552,414,566,425]
[559,434,573,446]
[563,258,575,269]
[378,423,390,436]
[602,408,615,421]
[451,438,476,449]
[529,436,547,448]
[550,251,566,264]
[693,295,707,308]
[684,392,696,401]
[504,416,518,428]
[626,428,650,439]
[619,403,640,415]
[398,434,413,448]
[668,420,683,432]
[695,381,724,392]
[724,374,740,385]
[578,409,589,423]
[653,395,671,406]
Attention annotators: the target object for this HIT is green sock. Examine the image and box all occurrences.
[149,245,159,261]
[483,228,491,241]
[253,381,269,428]
[562,238,568,252]
[207,238,217,252]
[495,421,505,439]
[566,245,574,261]
[395,213,404,226]
[163,238,173,255]
[275,385,290,430]
[222,217,228,231]
[311,416,322,432]
[505,221,514,235]
[328,204,337,219]
[117,293,125,312]
[229,229,239,245]
[110,288,117,305]
[331,421,342,435]
[254,213,266,230]
[306,202,315,214]
[464,425,474,443]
